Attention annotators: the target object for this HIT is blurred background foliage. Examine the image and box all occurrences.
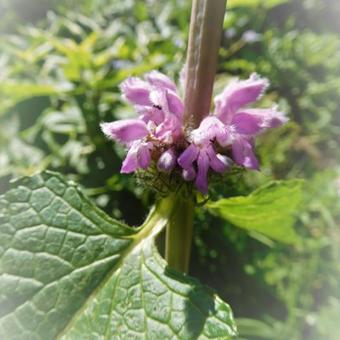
[0,0,339,339]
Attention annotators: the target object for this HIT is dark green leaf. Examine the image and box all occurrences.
[0,171,237,339]
[62,241,237,339]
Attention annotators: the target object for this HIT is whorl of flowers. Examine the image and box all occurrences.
[101,70,288,194]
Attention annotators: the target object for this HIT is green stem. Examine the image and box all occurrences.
[165,196,194,274]
[165,0,226,273]
[184,0,227,127]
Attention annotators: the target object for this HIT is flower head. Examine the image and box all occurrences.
[101,71,287,194]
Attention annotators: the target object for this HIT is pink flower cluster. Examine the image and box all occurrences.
[101,71,287,194]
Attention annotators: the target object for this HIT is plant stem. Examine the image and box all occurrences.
[165,0,226,273]
[165,196,194,274]
[184,0,227,127]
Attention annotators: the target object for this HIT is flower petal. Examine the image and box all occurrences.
[137,142,152,169]
[149,89,169,113]
[206,145,229,173]
[178,144,200,169]
[121,142,140,173]
[190,116,228,145]
[155,115,182,143]
[145,71,177,92]
[214,73,269,123]
[150,89,184,118]
[138,106,165,125]
[231,112,264,135]
[157,149,177,172]
[182,166,196,181]
[120,77,152,106]
[195,151,210,194]
[100,119,148,143]
[166,90,184,117]
[241,107,288,129]
[232,138,259,170]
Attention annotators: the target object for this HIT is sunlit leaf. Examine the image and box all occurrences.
[207,180,303,244]
[0,172,237,339]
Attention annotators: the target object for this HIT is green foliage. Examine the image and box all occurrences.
[207,180,303,244]
[228,0,289,9]
[0,172,236,339]
[0,0,339,339]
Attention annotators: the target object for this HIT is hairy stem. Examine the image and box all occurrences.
[165,196,194,274]
[184,0,227,127]
[165,0,226,273]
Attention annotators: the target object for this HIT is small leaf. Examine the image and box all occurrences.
[0,171,237,338]
[207,180,304,244]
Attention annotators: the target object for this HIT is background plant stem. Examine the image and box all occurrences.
[165,0,227,273]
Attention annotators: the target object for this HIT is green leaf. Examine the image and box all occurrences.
[0,171,237,339]
[207,180,304,244]
[0,81,72,102]
[62,240,237,339]
[228,0,290,9]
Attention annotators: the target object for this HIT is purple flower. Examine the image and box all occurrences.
[211,74,287,169]
[120,72,183,119]
[102,71,185,174]
[102,70,287,194]
[177,73,287,190]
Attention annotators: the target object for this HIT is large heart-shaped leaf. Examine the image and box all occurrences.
[207,180,303,244]
[61,240,236,339]
[0,171,236,339]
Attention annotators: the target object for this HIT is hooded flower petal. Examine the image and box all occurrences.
[138,106,165,125]
[166,90,184,117]
[214,73,269,123]
[231,112,264,135]
[241,107,288,129]
[178,144,200,169]
[232,107,288,136]
[101,119,148,143]
[232,138,259,170]
[120,77,152,106]
[149,89,184,118]
[157,149,177,172]
[145,71,177,92]
[190,116,230,146]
